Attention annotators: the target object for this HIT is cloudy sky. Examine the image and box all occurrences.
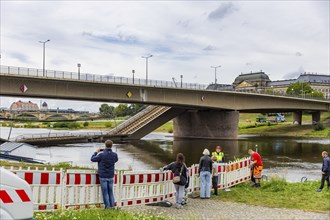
[0,1,329,112]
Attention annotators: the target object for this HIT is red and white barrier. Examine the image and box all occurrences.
[3,157,251,211]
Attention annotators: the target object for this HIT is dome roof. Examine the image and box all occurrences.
[233,72,270,85]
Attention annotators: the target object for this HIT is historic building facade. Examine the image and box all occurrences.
[230,72,330,99]
[9,100,39,111]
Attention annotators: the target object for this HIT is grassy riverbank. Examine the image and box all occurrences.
[213,179,330,213]
[1,113,329,138]
[34,209,166,220]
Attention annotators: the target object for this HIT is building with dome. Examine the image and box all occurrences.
[9,101,39,112]
[208,71,330,99]
[40,102,48,111]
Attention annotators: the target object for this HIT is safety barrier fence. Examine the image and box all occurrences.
[3,157,250,211]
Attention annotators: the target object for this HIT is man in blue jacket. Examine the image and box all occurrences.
[91,140,118,208]
[316,151,330,192]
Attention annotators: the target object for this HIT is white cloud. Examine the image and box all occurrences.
[0,1,329,111]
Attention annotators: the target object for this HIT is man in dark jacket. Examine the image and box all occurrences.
[91,140,118,208]
[316,151,330,192]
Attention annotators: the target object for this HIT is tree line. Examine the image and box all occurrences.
[99,104,145,118]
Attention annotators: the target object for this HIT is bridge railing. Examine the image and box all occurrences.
[3,157,251,211]
[0,65,208,90]
[14,131,104,141]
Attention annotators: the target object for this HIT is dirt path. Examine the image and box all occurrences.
[122,198,330,220]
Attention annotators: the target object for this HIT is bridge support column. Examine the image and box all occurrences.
[293,111,302,125]
[173,110,239,139]
[312,111,321,123]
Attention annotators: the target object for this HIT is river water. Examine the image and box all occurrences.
[1,127,329,182]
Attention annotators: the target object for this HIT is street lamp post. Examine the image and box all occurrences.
[132,70,135,84]
[77,63,81,80]
[142,55,153,85]
[210,65,221,84]
[180,75,183,88]
[39,39,50,77]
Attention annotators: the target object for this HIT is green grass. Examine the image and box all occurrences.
[239,124,330,138]
[212,180,330,213]
[154,121,173,133]
[34,209,166,220]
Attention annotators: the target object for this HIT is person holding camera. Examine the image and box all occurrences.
[161,153,188,209]
[91,140,118,209]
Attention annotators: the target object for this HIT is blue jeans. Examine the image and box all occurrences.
[174,184,185,205]
[99,177,115,208]
[200,171,211,198]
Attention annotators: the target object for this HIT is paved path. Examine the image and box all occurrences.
[123,198,330,220]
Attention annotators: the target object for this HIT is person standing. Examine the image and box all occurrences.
[161,153,188,209]
[91,140,118,209]
[212,146,225,163]
[248,149,263,188]
[198,149,213,199]
[316,151,330,192]
[211,156,219,196]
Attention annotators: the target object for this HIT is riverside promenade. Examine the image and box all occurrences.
[123,198,330,220]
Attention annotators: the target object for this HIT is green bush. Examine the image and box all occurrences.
[168,127,173,133]
[105,122,113,128]
[53,122,80,129]
[83,121,89,127]
[313,122,325,131]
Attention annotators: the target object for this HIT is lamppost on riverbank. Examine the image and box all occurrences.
[132,70,135,84]
[142,55,153,85]
[211,65,221,84]
[39,39,50,77]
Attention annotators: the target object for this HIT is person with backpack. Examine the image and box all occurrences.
[161,153,188,209]
[198,149,212,199]
[316,151,330,192]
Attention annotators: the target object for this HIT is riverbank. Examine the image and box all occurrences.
[1,113,329,138]
[122,180,330,220]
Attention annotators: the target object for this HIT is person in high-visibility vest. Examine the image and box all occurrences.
[212,146,224,163]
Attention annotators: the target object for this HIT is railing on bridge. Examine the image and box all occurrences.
[3,157,251,211]
[0,65,207,90]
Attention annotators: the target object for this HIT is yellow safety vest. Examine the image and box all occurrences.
[212,151,224,162]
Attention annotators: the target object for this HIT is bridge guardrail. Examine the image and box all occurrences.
[3,157,251,211]
[0,65,207,90]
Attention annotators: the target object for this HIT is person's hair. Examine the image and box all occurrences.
[211,156,217,162]
[105,140,113,149]
[203,148,210,156]
[176,153,185,164]
[322,151,328,156]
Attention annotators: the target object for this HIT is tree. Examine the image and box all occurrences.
[115,104,130,117]
[286,82,323,98]
[129,104,145,114]
[99,104,115,118]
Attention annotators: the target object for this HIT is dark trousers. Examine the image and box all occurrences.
[319,174,330,189]
[212,176,218,195]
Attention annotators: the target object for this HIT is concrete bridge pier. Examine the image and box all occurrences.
[293,111,302,125]
[312,111,321,123]
[173,110,239,139]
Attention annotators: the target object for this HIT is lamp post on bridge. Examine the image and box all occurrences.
[132,70,135,84]
[142,55,153,85]
[211,65,221,84]
[77,63,81,80]
[39,39,50,77]
[180,75,183,88]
